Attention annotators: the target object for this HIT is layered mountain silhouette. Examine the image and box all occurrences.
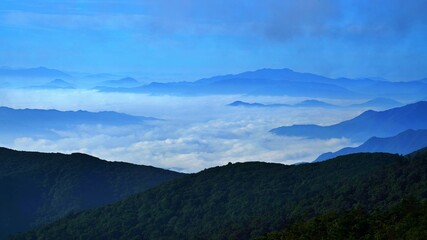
[2,67,426,100]
[96,68,360,98]
[228,100,336,108]
[271,101,427,141]
[95,68,427,100]
[0,107,156,138]
[348,97,402,108]
[98,77,141,88]
[29,79,74,89]
[0,147,184,239]
[14,148,427,240]
[229,98,402,109]
[0,67,71,79]
[315,129,427,162]
[294,100,337,108]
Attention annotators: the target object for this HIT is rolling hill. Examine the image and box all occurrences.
[0,147,184,239]
[14,148,427,240]
[271,101,427,141]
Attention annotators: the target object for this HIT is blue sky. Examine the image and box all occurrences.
[0,0,426,81]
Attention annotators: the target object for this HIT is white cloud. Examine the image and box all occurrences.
[0,89,363,172]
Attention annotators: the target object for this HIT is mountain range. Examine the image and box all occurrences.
[271,101,427,141]
[315,129,427,162]
[348,97,402,108]
[94,68,427,100]
[2,67,427,101]
[229,98,402,109]
[29,79,74,89]
[13,148,427,240]
[0,67,71,79]
[0,147,184,239]
[98,77,141,88]
[229,100,338,108]
[0,107,156,139]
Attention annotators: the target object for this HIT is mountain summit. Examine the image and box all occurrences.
[271,101,427,141]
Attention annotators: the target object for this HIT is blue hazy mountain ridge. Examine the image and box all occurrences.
[95,68,427,99]
[0,107,156,138]
[228,100,336,108]
[98,77,141,88]
[0,67,71,79]
[97,70,360,98]
[294,100,337,108]
[355,81,427,99]
[348,97,402,108]
[228,98,402,109]
[315,129,427,162]
[83,73,121,79]
[271,101,427,142]
[0,147,184,240]
[228,101,290,107]
[29,79,74,89]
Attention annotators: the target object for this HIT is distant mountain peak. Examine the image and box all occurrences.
[315,129,427,162]
[272,101,427,141]
[0,66,71,78]
[29,78,74,89]
[118,77,138,83]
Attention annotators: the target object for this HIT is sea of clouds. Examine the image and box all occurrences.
[0,89,364,172]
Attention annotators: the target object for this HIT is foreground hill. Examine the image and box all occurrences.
[271,101,427,141]
[0,147,183,239]
[315,129,427,162]
[16,148,427,240]
[258,199,427,240]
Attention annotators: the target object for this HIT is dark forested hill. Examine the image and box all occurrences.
[0,147,183,239]
[15,148,427,240]
[315,129,427,162]
[271,101,427,141]
[257,199,427,240]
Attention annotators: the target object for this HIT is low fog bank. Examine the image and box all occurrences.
[0,89,364,172]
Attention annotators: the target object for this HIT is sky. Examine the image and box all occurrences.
[0,0,427,81]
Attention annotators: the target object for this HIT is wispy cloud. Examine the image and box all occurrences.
[3,0,426,40]
[0,11,150,30]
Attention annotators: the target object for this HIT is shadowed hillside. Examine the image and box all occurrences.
[0,147,184,239]
[14,148,427,240]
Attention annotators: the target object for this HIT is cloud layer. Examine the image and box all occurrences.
[0,89,362,172]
